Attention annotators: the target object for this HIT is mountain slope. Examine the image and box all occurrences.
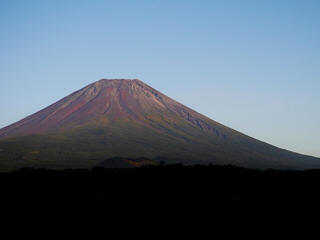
[0,79,319,170]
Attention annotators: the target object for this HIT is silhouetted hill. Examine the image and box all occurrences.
[2,164,320,206]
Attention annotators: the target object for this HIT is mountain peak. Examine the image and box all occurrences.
[93,78,143,86]
[87,78,149,94]
[95,78,141,83]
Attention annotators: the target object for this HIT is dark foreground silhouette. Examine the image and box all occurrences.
[2,164,320,207]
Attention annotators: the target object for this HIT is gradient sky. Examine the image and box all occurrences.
[0,0,319,157]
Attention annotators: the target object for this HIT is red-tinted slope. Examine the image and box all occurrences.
[0,79,227,139]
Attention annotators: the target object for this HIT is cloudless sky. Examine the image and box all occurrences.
[0,0,319,157]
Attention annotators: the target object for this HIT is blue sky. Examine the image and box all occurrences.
[0,0,319,157]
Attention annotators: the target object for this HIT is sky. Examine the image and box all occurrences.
[0,0,319,157]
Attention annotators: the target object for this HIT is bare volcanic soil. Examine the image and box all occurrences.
[0,79,319,171]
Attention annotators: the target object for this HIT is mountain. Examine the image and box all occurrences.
[0,79,319,171]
